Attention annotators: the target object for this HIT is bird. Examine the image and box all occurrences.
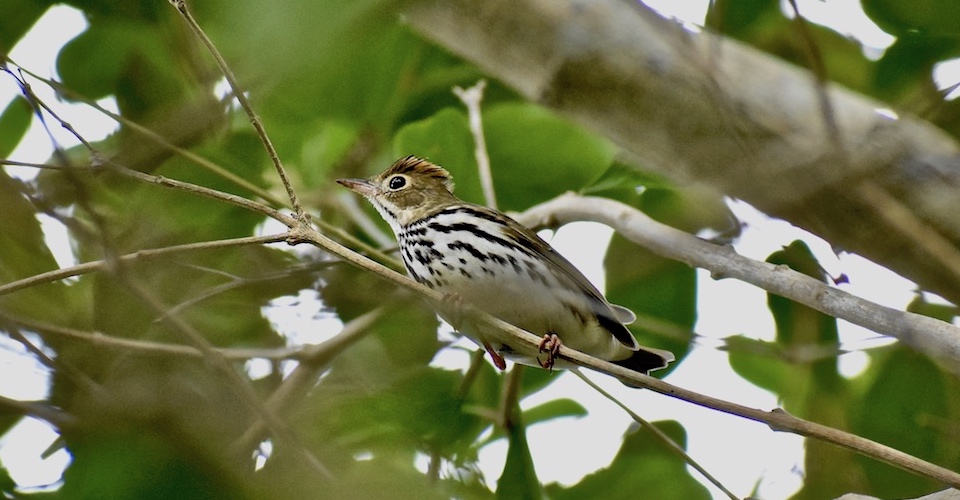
[337,155,674,377]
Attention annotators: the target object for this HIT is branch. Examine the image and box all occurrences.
[231,306,386,456]
[517,194,960,373]
[0,234,289,297]
[560,341,960,489]
[116,274,334,479]
[402,0,960,306]
[2,314,305,360]
[169,0,306,222]
[571,369,738,500]
[0,395,75,430]
[3,57,285,208]
[453,80,497,209]
[298,213,960,487]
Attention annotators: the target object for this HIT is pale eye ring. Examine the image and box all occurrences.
[388,175,407,190]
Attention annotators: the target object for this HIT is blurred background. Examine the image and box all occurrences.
[2,1,959,498]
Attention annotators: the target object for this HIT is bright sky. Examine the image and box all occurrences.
[0,1,946,498]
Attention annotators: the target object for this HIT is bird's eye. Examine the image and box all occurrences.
[388,175,406,190]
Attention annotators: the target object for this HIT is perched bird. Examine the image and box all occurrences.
[338,156,674,376]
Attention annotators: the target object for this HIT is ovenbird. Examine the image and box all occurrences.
[338,156,674,376]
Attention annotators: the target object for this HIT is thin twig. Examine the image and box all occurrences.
[456,349,490,399]
[4,58,286,208]
[230,306,386,456]
[117,275,334,480]
[2,314,308,360]
[0,395,76,429]
[159,261,333,319]
[106,164,297,226]
[453,80,497,209]
[1,321,101,397]
[0,234,289,296]
[168,0,306,222]
[2,158,400,272]
[336,191,395,248]
[571,369,740,500]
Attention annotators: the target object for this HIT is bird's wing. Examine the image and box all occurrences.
[484,204,641,350]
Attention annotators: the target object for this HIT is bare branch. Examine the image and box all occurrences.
[518,193,960,373]
[301,209,960,487]
[0,234,290,297]
[453,80,497,209]
[3,315,307,360]
[4,58,286,208]
[0,395,75,429]
[116,274,333,479]
[402,0,960,305]
[231,306,386,456]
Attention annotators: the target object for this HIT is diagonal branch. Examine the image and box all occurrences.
[2,314,307,360]
[572,369,739,500]
[518,194,960,373]
[402,0,960,306]
[169,0,306,222]
[301,203,960,487]
[0,234,289,297]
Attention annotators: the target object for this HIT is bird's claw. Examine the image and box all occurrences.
[482,341,507,370]
[537,333,561,371]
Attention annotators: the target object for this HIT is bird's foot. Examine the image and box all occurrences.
[537,333,561,371]
[482,341,507,370]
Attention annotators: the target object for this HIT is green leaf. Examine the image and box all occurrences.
[325,367,486,456]
[393,100,617,213]
[518,365,564,399]
[393,107,480,202]
[333,458,448,500]
[57,15,196,120]
[483,103,617,212]
[0,170,69,320]
[639,185,735,235]
[56,21,132,100]
[853,346,955,497]
[496,408,542,500]
[60,430,248,499]
[725,335,790,394]
[604,233,696,371]
[706,0,781,36]
[545,421,710,499]
[864,0,960,35]
[0,96,33,158]
[296,120,364,189]
[0,458,15,496]
[906,294,959,322]
[582,161,649,204]
[522,398,587,426]
[0,0,47,53]
[211,0,420,125]
[482,397,588,445]
[765,242,840,382]
[729,241,841,409]
[708,0,874,94]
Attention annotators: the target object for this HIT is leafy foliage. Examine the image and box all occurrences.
[0,0,958,499]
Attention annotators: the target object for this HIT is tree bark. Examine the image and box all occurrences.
[403,0,960,304]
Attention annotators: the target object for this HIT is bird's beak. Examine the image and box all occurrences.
[336,178,377,197]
